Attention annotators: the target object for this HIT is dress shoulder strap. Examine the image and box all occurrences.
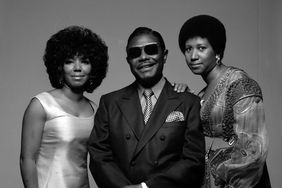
[34,92,68,120]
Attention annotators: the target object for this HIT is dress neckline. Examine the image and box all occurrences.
[199,66,232,106]
[43,92,95,119]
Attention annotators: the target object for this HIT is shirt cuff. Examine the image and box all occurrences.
[141,182,149,188]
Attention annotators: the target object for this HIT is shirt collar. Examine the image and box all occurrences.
[138,77,166,100]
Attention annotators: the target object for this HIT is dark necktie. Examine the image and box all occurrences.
[143,89,153,124]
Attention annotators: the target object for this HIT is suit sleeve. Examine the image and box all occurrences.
[146,96,206,188]
[88,96,132,188]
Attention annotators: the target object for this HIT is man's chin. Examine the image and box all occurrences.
[136,76,161,88]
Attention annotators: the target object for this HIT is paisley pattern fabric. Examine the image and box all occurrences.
[34,92,96,188]
[199,67,269,188]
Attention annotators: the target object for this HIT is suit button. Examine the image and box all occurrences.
[125,133,131,140]
[160,135,166,141]
[130,161,136,166]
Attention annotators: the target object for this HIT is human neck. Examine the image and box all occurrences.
[61,87,84,102]
[202,64,226,85]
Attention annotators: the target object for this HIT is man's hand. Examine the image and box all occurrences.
[123,184,142,188]
[171,82,193,93]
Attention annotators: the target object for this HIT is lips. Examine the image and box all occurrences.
[71,75,85,79]
[189,63,201,67]
[137,62,156,70]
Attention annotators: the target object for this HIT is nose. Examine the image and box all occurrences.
[190,49,199,61]
[139,48,149,61]
[73,59,82,71]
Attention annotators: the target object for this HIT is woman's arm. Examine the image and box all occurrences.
[217,96,268,187]
[20,98,46,188]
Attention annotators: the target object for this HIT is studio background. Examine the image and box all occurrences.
[0,0,281,187]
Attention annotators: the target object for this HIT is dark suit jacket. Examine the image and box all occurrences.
[88,80,205,188]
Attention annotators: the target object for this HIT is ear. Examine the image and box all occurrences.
[126,56,130,64]
[163,49,168,63]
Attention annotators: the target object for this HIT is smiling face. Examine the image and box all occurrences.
[126,33,167,88]
[63,55,92,91]
[184,36,217,75]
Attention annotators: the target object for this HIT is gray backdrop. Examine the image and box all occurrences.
[0,0,281,187]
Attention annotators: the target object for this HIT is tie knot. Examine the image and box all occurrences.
[143,89,153,98]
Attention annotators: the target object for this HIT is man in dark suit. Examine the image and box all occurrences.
[88,27,205,188]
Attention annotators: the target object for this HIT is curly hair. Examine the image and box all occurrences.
[43,25,108,93]
[178,15,226,60]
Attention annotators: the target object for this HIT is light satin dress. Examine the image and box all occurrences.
[34,92,96,188]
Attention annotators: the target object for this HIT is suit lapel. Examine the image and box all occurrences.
[133,81,183,157]
[117,82,144,140]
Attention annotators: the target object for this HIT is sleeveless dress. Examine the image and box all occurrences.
[34,92,96,188]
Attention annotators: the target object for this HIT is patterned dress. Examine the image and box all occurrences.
[200,67,270,188]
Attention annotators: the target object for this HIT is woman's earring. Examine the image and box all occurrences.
[89,79,94,86]
[59,78,64,86]
[216,55,221,65]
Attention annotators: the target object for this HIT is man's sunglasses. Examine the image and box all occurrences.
[127,43,159,59]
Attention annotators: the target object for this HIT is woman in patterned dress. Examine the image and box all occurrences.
[177,15,271,188]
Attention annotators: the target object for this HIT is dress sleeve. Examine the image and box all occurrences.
[217,78,269,187]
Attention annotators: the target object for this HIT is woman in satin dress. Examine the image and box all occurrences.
[176,15,271,188]
[20,26,108,188]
